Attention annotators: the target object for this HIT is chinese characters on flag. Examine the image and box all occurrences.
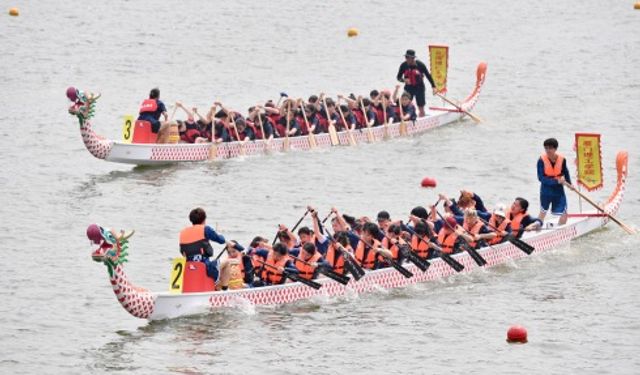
[575,133,603,191]
[428,45,448,94]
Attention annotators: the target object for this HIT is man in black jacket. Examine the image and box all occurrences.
[397,49,436,117]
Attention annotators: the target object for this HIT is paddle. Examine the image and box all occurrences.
[382,233,430,272]
[299,99,317,149]
[283,100,292,151]
[336,98,357,146]
[288,255,350,285]
[351,232,413,278]
[321,95,340,146]
[435,209,487,266]
[381,94,390,139]
[478,217,534,255]
[398,100,408,136]
[358,98,376,143]
[562,181,636,234]
[411,232,464,272]
[321,211,333,224]
[253,258,322,289]
[322,227,366,280]
[208,104,218,160]
[436,93,482,123]
[272,209,310,245]
[255,107,271,153]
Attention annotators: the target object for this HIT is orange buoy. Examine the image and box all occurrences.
[420,177,437,188]
[347,28,359,37]
[9,7,19,16]
[635,2,640,9]
[506,325,528,343]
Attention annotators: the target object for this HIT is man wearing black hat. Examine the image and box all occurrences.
[396,49,436,117]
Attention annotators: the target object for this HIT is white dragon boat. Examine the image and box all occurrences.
[69,62,487,166]
[89,151,629,320]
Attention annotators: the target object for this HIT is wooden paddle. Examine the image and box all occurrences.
[381,95,390,139]
[436,93,482,123]
[398,99,408,136]
[253,258,322,289]
[228,110,246,157]
[272,209,310,245]
[358,98,376,143]
[321,96,340,146]
[299,99,317,149]
[288,255,350,285]
[208,104,218,160]
[478,217,535,255]
[336,98,357,146]
[562,181,636,234]
[435,209,487,266]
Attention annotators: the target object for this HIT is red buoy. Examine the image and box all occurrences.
[420,177,437,188]
[507,325,528,343]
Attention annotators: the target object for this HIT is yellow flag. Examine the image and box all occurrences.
[429,45,449,94]
[169,257,186,293]
[575,133,603,191]
[122,115,134,143]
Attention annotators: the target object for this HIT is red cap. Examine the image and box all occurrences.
[445,217,458,229]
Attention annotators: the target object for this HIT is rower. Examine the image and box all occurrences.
[218,241,254,290]
[538,138,571,225]
[436,216,462,254]
[291,242,329,280]
[509,197,542,238]
[380,223,407,265]
[179,208,230,281]
[376,211,392,238]
[355,222,392,269]
[487,204,512,245]
[137,88,170,143]
[457,209,495,249]
[397,49,436,117]
[252,242,298,287]
[399,91,417,121]
[324,231,352,275]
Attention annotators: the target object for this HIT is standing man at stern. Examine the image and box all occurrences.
[396,49,436,117]
[538,138,571,225]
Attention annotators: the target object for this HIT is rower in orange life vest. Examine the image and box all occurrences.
[406,206,440,259]
[290,242,331,280]
[456,209,496,249]
[355,222,393,269]
[218,241,255,290]
[436,216,463,254]
[179,208,231,282]
[251,242,299,287]
[487,204,512,245]
[396,49,436,117]
[137,88,170,142]
[380,223,408,265]
[508,197,542,238]
[538,138,572,225]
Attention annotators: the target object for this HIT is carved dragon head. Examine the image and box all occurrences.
[67,87,101,125]
[87,224,134,277]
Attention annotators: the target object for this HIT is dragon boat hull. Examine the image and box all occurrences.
[93,151,629,321]
[73,62,487,166]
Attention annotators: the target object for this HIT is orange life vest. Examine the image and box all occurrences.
[509,212,526,235]
[381,237,401,261]
[325,243,346,275]
[488,214,511,245]
[462,220,484,248]
[139,99,158,114]
[179,225,212,259]
[260,252,288,285]
[294,252,322,280]
[355,239,378,269]
[541,153,565,178]
[437,229,457,254]
[410,234,431,259]
[226,254,245,290]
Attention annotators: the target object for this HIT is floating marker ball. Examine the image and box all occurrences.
[635,2,640,9]
[420,177,437,188]
[9,7,19,16]
[506,325,528,344]
[347,28,359,37]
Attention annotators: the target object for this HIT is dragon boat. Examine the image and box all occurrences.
[89,151,629,320]
[69,62,487,166]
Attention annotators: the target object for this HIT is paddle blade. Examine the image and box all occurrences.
[461,243,487,266]
[401,246,430,272]
[440,252,465,272]
[285,271,322,290]
[319,266,350,285]
[507,236,535,255]
[386,257,413,278]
